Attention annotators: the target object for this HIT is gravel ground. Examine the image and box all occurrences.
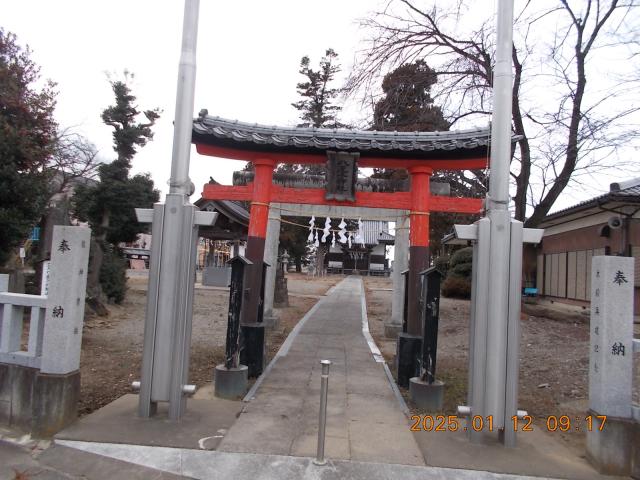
[363,275,640,457]
[78,271,637,457]
[78,271,341,416]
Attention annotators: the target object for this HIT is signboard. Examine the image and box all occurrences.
[325,151,358,202]
[41,260,50,296]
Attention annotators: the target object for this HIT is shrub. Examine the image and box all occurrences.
[441,275,471,299]
[434,255,450,277]
[100,246,127,304]
[449,247,473,272]
[452,262,472,278]
[441,246,473,299]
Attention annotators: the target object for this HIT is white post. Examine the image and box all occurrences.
[40,226,90,374]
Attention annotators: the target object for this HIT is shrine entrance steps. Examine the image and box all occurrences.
[218,275,424,465]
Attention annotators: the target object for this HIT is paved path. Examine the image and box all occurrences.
[0,275,569,479]
[49,440,553,480]
[218,276,425,465]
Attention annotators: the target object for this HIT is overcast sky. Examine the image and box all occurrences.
[3,0,638,214]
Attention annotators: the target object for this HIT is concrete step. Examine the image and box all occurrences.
[37,444,193,480]
[51,439,553,480]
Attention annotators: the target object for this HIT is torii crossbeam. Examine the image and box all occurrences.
[193,113,493,382]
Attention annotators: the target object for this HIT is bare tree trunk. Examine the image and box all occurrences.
[511,47,531,222]
[316,243,327,276]
[525,1,600,227]
[86,211,110,316]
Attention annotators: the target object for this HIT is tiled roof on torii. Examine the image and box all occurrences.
[192,111,494,160]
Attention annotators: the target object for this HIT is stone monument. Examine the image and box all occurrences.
[586,255,637,476]
[0,226,90,436]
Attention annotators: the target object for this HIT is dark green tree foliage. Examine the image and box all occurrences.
[369,61,484,253]
[99,243,128,303]
[441,247,473,299]
[75,169,158,245]
[292,48,343,129]
[0,29,57,265]
[73,77,159,302]
[373,60,449,132]
[101,79,160,172]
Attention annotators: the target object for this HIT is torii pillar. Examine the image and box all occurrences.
[240,158,275,377]
[397,166,432,387]
[262,206,281,327]
[387,211,409,337]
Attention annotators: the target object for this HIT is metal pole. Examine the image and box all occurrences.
[314,359,331,466]
[169,0,200,195]
[487,0,514,211]
[483,0,515,430]
[136,0,207,419]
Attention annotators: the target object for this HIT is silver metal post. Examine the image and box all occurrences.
[487,0,514,210]
[136,0,213,420]
[483,0,515,433]
[169,0,200,195]
[314,359,331,466]
[454,1,542,442]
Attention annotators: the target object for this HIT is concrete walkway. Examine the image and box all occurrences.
[0,274,575,479]
[49,440,552,480]
[218,276,424,465]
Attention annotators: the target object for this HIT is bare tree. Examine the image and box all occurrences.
[48,128,100,196]
[348,0,640,226]
[35,129,100,290]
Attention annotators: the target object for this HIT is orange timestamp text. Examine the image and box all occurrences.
[409,414,607,432]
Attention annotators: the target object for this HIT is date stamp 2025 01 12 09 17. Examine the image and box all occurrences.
[409,414,607,433]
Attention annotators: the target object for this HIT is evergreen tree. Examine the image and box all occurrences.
[0,29,57,265]
[370,61,484,253]
[73,75,160,303]
[291,48,343,129]
[373,60,449,132]
[283,49,345,270]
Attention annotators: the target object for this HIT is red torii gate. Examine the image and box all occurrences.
[193,113,490,380]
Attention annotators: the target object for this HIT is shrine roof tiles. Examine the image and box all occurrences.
[192,112,493,160]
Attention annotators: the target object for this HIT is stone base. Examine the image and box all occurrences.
[0,362,79,437]
[396,333,422,388]
[240,323,266,378]
[586,409,638,476]
[263,314,280,330]
[384,323,402,339]
[409,378,444,411]
[214,365,248,400]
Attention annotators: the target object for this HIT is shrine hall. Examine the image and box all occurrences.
[192,111,492,382]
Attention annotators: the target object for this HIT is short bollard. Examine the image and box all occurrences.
[314,359,331,466]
